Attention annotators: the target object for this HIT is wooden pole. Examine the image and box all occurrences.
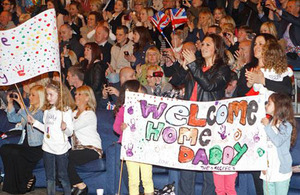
[117,158,124,195]
[59,72,66,142]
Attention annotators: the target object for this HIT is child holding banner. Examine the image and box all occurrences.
[113,80,154,195]
[261,92,297,195]
[28,81,75,195]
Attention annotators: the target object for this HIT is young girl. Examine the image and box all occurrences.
[113,80,154,195]
[261,92,297,195]
[28,80,76,195]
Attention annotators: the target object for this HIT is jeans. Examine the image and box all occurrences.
[43,151,71,195]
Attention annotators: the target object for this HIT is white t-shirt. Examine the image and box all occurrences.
[34,107,73,155]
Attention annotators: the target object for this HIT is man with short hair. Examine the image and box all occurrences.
[234,40,251,75]
[0,11,15,30]
[95,25,112,65]
[59,24,84,61]
[66,66,85,98]
[110,25,134,74]
[100,67,136,109]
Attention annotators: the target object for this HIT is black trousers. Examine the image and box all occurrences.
[251,171,264,195]
[68,149,99,185]
[0,144,43,194]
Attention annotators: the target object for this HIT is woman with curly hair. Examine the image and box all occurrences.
[237,34,293,98]
[237,34,293,195]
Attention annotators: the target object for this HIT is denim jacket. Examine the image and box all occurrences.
[6,107,44,146]
[264,121,293,174]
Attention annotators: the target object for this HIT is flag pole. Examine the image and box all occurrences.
[59,71,66,142]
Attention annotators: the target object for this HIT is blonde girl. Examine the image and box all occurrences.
[213,7,226,25]
[260,21,278,39]
[28,80,75,195]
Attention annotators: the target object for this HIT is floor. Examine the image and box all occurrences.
[0,186,63,195]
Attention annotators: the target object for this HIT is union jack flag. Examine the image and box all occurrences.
[170,8,188,31]
[150,11,170,34]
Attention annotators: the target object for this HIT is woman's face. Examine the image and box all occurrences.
[114,0,125,13]
[201,37,215,60]
[260,25,270,34]
[140,9,148,23]
[147,51,159,65]
[69,4,79,16]
[75,91,89,107]
[132,31,140,43]
[29,89,40,108]
[219,18,226,27]
[134,1,144,13]
[47,1,55,9]
[87,14,96,27]
[90,3,99,12]
[192,0,203,7]
[84,46,92,61]
[254,36,266,60]
[146,69,156,87]
[198,13,209,26]
[2,0,12,11]
[214,9,223,21]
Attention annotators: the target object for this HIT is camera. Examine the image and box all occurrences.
[152,71,164,77]
[260,0,266,6]
[9,93,18,99]
[124,51,129,56]
[223,32,229,37]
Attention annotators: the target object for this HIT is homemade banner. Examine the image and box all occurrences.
[121,92,268,171]
[0,9,60,86]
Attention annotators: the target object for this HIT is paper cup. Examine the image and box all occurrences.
[97,189,104,195]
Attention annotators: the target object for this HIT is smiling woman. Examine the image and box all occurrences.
[69,85,102,195]
[169,34,231,195]
[0,85,45,194]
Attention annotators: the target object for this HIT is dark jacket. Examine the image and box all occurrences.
[99,42,112,66]
[83,61,108,102]
[275,10,300,47]
[170,60,231,101]
[232,1,263,33]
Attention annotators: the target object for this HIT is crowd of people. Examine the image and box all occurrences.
[0,0,299,194]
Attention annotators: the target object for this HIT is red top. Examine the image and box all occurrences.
[190,66,210,101]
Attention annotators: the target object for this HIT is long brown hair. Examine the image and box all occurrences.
[43,80,76,111]
[84,42,102,70]
[132,26,153,53]
[114,80,141,115]
[269,93,297,147]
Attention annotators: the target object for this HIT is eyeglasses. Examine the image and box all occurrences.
[2,3,11,6]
